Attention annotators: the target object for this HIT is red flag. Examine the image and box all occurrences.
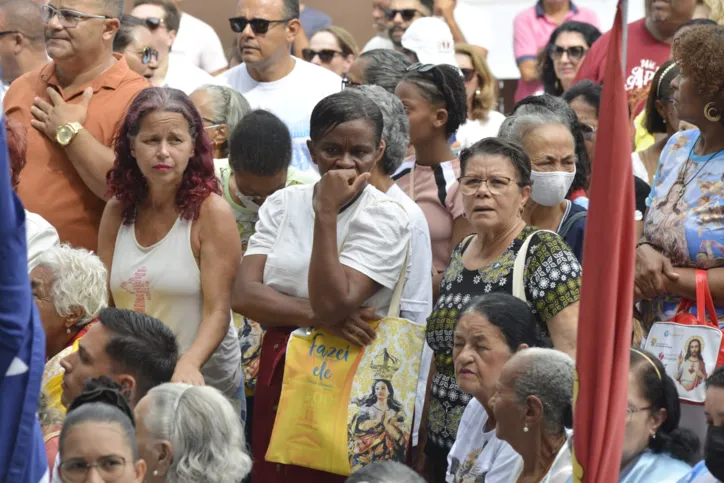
[572,1,634,481]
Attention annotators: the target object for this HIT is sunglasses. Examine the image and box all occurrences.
[580,124,597,140]
[460,68,476,83]
[143,16,166,30]
[138,46,159,65]
[229,16,291,34]
[384,8,419,21]
[342,76,362,89]
[406,62,435,73]
[302,48,342,63]
[550,45,587,61]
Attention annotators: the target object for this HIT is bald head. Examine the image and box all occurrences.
[0,0,44,44]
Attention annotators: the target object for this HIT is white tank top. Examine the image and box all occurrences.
[110,216,241,397]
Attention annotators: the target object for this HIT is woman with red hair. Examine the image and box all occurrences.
[6,116,59,272]
[98,87,243,404]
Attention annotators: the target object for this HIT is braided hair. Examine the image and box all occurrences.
[400,64,468,137]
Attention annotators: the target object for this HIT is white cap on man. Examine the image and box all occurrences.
[401,17,458,67]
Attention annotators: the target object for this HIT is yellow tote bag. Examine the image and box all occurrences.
[266,250,425,475]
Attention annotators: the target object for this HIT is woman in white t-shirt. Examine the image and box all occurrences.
[233,90,411,483]
[447,293,540,482]
[454,44,506,151]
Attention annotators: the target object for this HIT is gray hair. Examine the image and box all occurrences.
[346,461,425,483]
[358,49,412,94]
[142,383,252,483]
[354,85,410,176]
[34,245,108,328]
[0,0,44,44]
[509,348,574,436]
[193,85,251,158]
[498,110,573,149]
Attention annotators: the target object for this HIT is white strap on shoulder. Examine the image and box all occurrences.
[387,243,410,319]
[512,230,557,303]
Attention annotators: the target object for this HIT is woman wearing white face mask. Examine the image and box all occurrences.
[500,99,587,263]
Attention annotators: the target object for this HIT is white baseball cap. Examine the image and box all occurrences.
[401,17,458,67]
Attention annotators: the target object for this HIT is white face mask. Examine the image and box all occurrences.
[235,189,261,212]
[529,169,576,207]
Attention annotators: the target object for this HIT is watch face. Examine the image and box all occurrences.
[57,125,72,145]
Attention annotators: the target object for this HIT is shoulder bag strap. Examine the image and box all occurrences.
[695,269,719,328]
[387,243,410,319]
[512,230,558,303]
[559,211,587,239]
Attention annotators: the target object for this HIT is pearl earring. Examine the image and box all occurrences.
[523,425,529,433]
[153,470,159,476]
[475,89,481,96]
[66,328,71,335]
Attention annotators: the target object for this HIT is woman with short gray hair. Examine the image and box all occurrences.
[135,383,252,482]
[499,98,588,262]
[345,49,412,93]
[189,84,251,160]
[36,245,109,409]
[489,348,575,482]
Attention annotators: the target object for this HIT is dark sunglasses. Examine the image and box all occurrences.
[302,48,342,63]
[406,62,435,73]
[579,123,597,140]
[384,8,419,21]
[460,68,476,83]
[550,45,587,61]
[342,76,362,89]
[139,46,159,64]
[229,16,291,34]
[143,16,166,30]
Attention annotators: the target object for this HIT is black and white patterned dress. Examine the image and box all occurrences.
[424,225,582,460]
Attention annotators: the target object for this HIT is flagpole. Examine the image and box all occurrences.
[621,0,628,71]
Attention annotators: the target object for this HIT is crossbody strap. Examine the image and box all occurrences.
[512,230,557,303]
[559,211,587,239]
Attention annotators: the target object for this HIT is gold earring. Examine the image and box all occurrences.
[705,102,721,122]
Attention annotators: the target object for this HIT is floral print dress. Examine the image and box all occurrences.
[641,130,724,326]
[424,225,582,460]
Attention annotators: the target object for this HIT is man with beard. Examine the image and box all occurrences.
[386,0,430,53]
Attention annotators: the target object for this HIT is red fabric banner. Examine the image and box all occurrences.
[572,1,634,481]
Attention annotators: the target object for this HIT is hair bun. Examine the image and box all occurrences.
[67,376,135,426]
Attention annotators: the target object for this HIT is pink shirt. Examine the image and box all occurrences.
[513,1,599,102]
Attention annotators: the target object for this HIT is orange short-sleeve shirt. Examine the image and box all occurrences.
[4,54,148,251]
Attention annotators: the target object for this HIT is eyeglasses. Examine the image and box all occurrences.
[228,16,292,35]
[550,45,588,61]
[0,30,19,37]
[302,48,342,63]
[384,8,420,21]
[626,406,652,422]
[59,455,128,482]
[580,124,597,141]
[143,16,166,30]
[458,175,519,196]
[342,76,362,89]
[202,117,224,130]
[41,5,112,28]
[460,68,476,83]
[134,46,159,65]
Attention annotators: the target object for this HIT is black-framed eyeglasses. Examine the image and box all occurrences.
[41,4,112,28]
[143,16,166,30]
[342,76,362,89]
[0,30,19,38]
[406,62,435,73]
[579,123,597,141]
[460,68,476,83]
[59,455,128,482]
[384,8,420,21]
[228,16,292,35]
[302,48,342,63]
[550,45,587,61]
[458,175,520,196]
[136,46,158,65]
[626,406,651,422]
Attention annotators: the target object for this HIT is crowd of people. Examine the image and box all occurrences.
[2,0,724,482]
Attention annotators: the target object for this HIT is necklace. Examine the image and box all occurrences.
[676,136,724,197]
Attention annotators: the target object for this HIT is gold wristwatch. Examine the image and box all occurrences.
[56,122,84,146]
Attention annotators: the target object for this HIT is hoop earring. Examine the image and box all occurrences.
[705,102,721,122]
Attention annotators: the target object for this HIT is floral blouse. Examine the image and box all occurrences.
[425,225,582,454]
[642,130,724,326]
